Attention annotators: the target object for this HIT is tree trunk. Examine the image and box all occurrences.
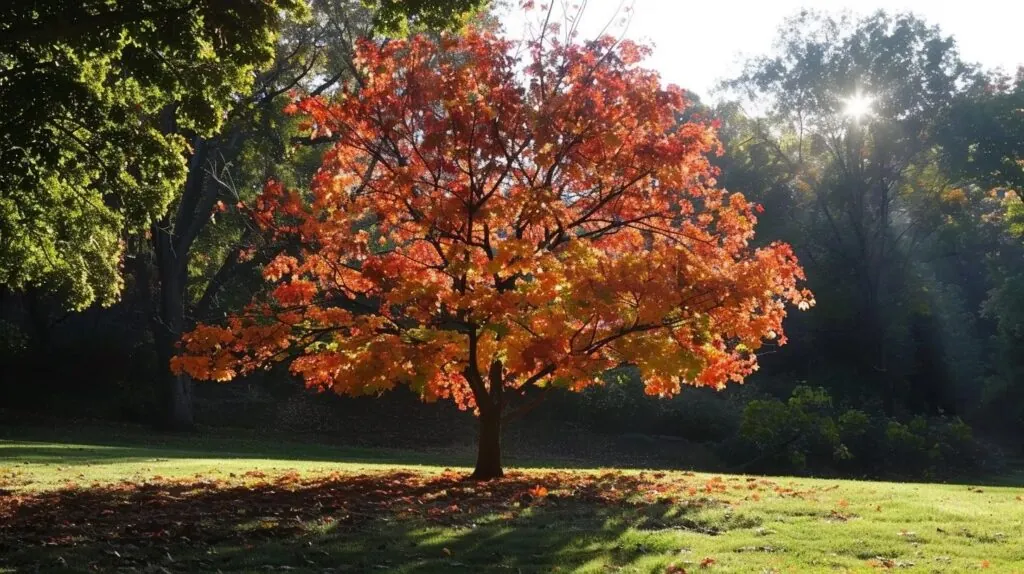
[152,216,195,431]
[471,406,503,480]
[157,360,194,430]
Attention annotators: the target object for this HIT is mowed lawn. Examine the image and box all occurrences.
[1,426,1022,573]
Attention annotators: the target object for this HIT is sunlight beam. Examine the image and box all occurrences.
[841,93,874,120]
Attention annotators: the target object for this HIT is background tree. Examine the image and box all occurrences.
[173,29,812,478]
[939,70,1024,190]
[720,10,987,413]
[143,0,368,430]
[936,71,1024,432]
[0,0,304,310]
[367,0,489,34]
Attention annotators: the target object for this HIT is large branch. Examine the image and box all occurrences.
[192,229,259,319]
[462,329,493,412]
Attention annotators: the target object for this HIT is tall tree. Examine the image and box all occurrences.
[721,10,985,411]
[936,71,1024,431]
[145,0,362,430]
[172,29,812,478]
[0,0,304,310]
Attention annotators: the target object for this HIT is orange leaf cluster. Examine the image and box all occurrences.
[172,27,811,412]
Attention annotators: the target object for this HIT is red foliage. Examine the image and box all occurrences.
[172,28,811,415]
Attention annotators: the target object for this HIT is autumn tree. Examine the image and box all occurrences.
[173,29,811,479]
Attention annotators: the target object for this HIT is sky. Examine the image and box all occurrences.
[499,0,1024,100]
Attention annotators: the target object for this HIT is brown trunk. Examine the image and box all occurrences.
[152,216,195,431]
[158,365,194,430]
[471,405,503,480]
[154,328,194,431]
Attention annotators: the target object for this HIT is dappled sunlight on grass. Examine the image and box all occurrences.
[1,433,1023,572]
[1,468,761,571]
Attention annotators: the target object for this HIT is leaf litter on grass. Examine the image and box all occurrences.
[0,469,817,571]
[2,466,1018,572]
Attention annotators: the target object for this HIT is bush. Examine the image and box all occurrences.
[735,386,846,473]
[733,385,989,479]
[554,367,742,443]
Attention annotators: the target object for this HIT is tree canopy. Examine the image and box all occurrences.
[367,0,489,34]
[939,71,1024,190]
[0,0,306,309]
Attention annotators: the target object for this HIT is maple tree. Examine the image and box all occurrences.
[172,28,812,479]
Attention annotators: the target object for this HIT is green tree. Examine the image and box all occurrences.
[933,71,1024,432]
[939,70,1024,190]
[0,0,304,310]
[367,0,488,34]
[721,10,986,413]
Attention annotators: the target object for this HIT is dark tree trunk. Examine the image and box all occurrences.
[472,406,503,480]
[152,214,194,431]
[155,346,194,430]
[145,133,217,431]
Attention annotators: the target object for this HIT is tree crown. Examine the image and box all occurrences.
[173,29,812,411]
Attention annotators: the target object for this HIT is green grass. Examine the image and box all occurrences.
[0,425,455,490]
[1,424,1023,573]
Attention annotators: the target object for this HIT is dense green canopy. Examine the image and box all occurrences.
[940,73,1024,190]
[0,0,304,309]
[367,0,488,33]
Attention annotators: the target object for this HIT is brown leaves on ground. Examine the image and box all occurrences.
[0,469,818,572]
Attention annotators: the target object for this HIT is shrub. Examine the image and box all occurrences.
[560,367,742,442]
[734,385,989,478]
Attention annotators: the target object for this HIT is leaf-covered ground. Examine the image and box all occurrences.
[1,428,1023,573]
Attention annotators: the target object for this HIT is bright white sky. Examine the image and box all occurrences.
[499,0,1024,101]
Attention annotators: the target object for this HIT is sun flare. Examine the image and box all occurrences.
[841,93,874,119]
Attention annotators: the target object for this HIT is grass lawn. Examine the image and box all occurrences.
[1,424,1022,573]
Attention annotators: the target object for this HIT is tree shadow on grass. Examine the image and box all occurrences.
[0,470,752,573]
[0,421,718,473]
[0,441,451,467]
